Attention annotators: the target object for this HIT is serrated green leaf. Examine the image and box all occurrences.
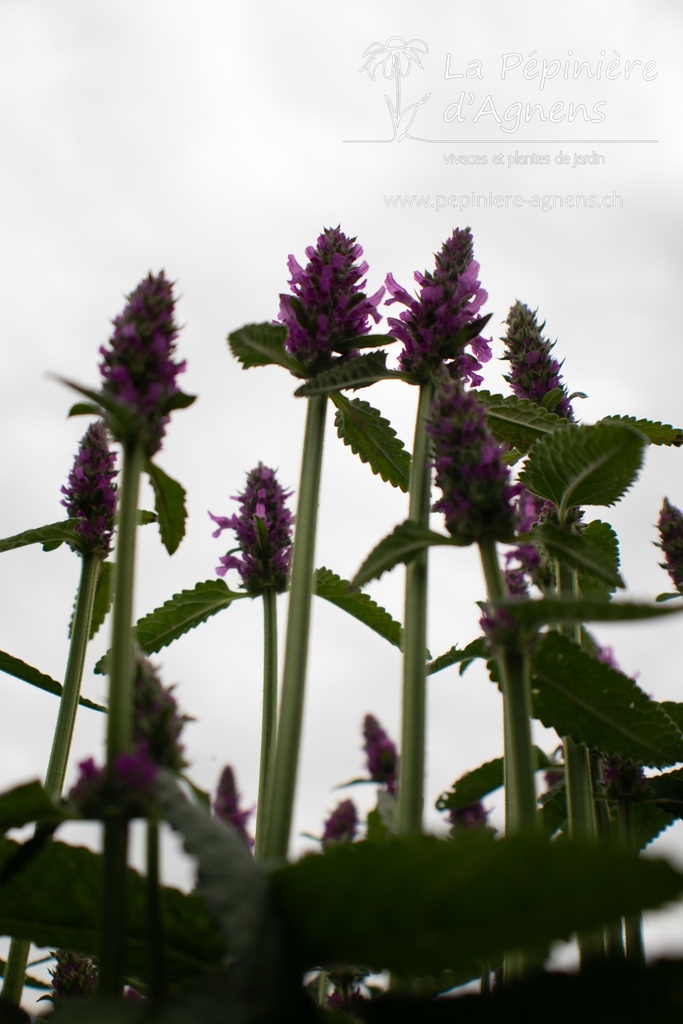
[56,376,138,441]
[576,520,621,599]
[530,633,683,767]
[476,391,569,453]
[352,520,455,589]
[295,352,405,397]
[95,579,246,674]
[272,833,683,976]
[530,523,623,591]
[88,559,113,640]
[519,422,646,519]
[227,322,302,375]
[436,748,553,812]
[426,638,488,676]
[500,595,683,632]
[0,958,50,990]
[538,783,567,838]
[0,650,105,712]
[0,520,77,554]
[601,414,683,447]
[145,461,187,555]
[331,394,411,492]
[0,780,75,835]
[0,837,224,983]
[314,567,403,649]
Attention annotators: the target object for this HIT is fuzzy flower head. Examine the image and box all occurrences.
[61,421,118,557]
[99,271,186,455]
[69,749,157,819]
[49,950,98,1003]
[657,498,683,594]
[363,714,398,794]
[277,226,384,373]
[503,302,574,420]
[385,227,491,384]
[213,765,254,848]
[322,798,358,847]
[209,463,293,594]
[448,801,492,832]
[429,381,518,546]
[132,654,188,773]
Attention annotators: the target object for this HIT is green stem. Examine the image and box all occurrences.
[99,439,145,996]
[1,554,102,1005]
[397,381,434,837]
[618,796,645,965]
[479,538,537,834]
[146,819,166,1000]
[262,395,327,860]
[254,587,278,859]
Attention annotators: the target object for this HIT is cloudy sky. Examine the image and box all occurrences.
[1,0,682,999]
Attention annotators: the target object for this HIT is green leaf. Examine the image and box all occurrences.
[56,377,138,441]
[0,780,75,835]
[352,520,455,589]
[294,352,405,397]
[95,579,246,674]
[0,958,50,990]
[145,461,187,554]
[0,650,105,713]
[331,394,411,492]
[476,391,570,453]
[426,638,488,676]
[576,520,622,599]
[0,520,77,554]
[601,414,683,447]
[644,766,683,819]
[88,559,113,639]
[272,833,683,976]
[436,748,553,812]
[314,568,403,649]
[500,595,683,633]
[227,322,302,376]
[530,632,683,767]
[0,837,225,984]
[519,422,646,519]
[530,523,623,591]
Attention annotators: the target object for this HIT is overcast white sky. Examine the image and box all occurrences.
[1,0,682,1000]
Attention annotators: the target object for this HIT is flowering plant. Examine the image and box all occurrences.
[1,233,683,1022]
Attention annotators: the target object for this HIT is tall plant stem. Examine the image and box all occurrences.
[254,587,278,859]
[478,538,537,835]
[618,796,645,965]
[263,395,327,860]
[146,819,166,1000]
[99,439,145,996]
[397,381,434,837]
[1,553,102,1005]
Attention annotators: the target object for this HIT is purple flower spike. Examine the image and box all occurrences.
[209,463,293,594]
[363,714,398,794]
[99,270,186,455]
[385,227,491,384]
[277,226,384,372]
[132,654,188,772]
[429,381,518,546]
[322,799,358,847]
[448,801,491,831]
[213,765,254,849]
[49,949,98,1002]
[503,302,574,420]
[61,421,118,557]
[69,749,157,818]
[657,498,683,594]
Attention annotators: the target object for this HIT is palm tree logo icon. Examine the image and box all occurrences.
[359,36,431,143]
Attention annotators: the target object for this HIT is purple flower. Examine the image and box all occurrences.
[657,498,683,593]
[99,270,186,455]
[132,654,188,772]
[601,757,645,799]
[213,765,254,848]
[448,801,491,831]
[385,227,491,384]
[503,488,545,596]
[322,799,358,847]
[49,949,97,1002]
[209,463,293,594]
[479,603,521,650]
[429,381,518,546]
[503,302,574,420]
[69,749,157,818]
[277,226,384,373]
[363,714,398,794]
[61,421,118,557]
